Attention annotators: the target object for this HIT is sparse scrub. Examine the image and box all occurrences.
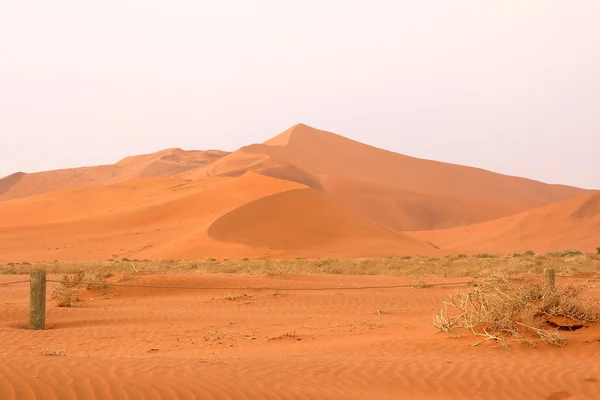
[223,292,247,300]
[266,270,291,279]
[524,250,536,256]
[0,268,17,275]
[457,254,468,259]
[475,253,495,259]
[410,278,430,289]
[597,247,600,255]
[86,273,109,294]
[2,253,600,279]
[433,275,598,347]
[118,271,133,282]
[51,271,85,307]
[43,346,66,356]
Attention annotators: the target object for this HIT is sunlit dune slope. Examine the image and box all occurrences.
[0,148,229,201]
[207,188,432,254]
[184,123,589,231]
[0,173,305,262]
[408,191,600,254]
[0,171,437,263]
[255,124,587,209]
[179,149,324,191]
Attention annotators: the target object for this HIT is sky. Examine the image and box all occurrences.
[1,1,599,189]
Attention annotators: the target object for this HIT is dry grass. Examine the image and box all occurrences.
[50,271,84,307]
[433,275,598,347]
[50,270,112,307]
[85,273,110,294]
[2,253,600,278]
[43,346,66,356]
[223,292,248,301]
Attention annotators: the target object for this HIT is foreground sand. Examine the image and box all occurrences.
[2,272,600,399]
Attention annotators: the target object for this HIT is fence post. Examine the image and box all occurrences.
[29,269,47,330]
[544,268,555,292]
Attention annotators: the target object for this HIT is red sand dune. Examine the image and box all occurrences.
[207,188,430,254]
[254,124,586,208]
[410,191,600,254]
[0,123,597,261]
[0,148,229,201]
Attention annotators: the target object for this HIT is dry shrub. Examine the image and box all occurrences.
[265,270,291,280]
[86,273,109,294]
[433,275,598,347]
[410,278,430,288]
[117,271,133,282]
[51,271,85,307]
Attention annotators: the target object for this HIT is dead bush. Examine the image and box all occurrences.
[433,275,598,347]
[51,271,85,307]
[86,273,110,294]
[117,271,133,282]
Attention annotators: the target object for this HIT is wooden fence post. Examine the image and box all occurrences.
[544,268,556,292]
[29,269,47,330]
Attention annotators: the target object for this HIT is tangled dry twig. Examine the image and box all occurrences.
[433,275,597,347]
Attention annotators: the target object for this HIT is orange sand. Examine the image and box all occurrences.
[0,123,597,261]
[410,191,600,254]
[2,273,600,399]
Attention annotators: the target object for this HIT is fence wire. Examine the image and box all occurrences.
[3,273,600,291]
[0,280,31,286]
[45,279,478,291]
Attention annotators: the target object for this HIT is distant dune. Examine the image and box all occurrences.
[0,123,596,262]
[0,148,229,201]
[409,191,600,254]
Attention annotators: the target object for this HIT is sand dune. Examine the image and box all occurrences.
[180,149,325,191]
[207,188,431,255]
[0,123,596,260]
[410,191,600,254]
[0,148,229,201]
[320,176,525,231]
[0,170,437,263]
[0,173,306,262]
[252,124,587,208]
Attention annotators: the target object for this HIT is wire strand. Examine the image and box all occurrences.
[6,274,598,291]
[46,279,477,291]
[0,280,31,286]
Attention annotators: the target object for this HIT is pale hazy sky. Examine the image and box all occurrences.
[1,1,599,189]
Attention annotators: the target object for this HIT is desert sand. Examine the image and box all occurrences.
[1,124,600,399]
[2,271,600,399]
[0,123,597,262]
